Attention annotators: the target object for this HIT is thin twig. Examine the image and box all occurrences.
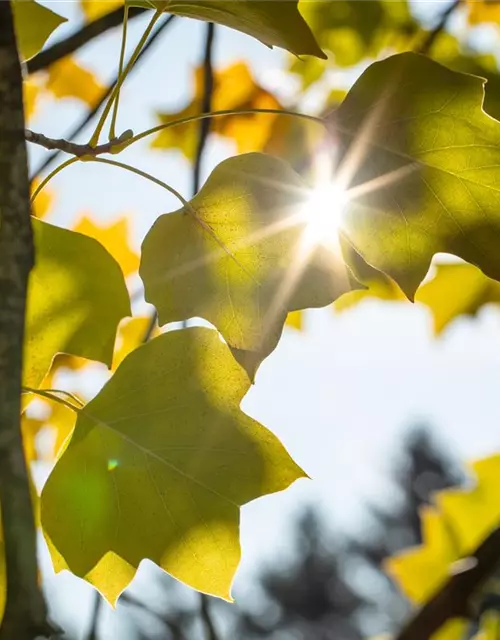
[193,22,216,195]
[30,14,175,180]
[86,590,101,640]
[120,593,188,640]
[199,593,220,640]
[25,128,130,157]
[394,527,500,640]
[27,6,148,75]
[417,0,461,55]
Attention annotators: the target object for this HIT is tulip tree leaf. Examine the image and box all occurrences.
[152,62,284,161]
[140,153,352,378]
[415,263,500,334]
[13,0,67,60]
[24,220,131,388]
[334,52,500,299]
[127,0,325,58]
[41,327,305,602]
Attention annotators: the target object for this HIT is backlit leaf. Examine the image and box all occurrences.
[13,0,67,60]
[386,455,500,605]
[46,58,104,108]
[334,52,500,299]
[140,153,351,377]
[23,78,43,121]
[286,311,303,331]
[291,0,416,88]
[81,0,123,21]
[74,215,139,277]
[415,263,500,334]
[112,317,158,370]
[24,219,131,388]
[128,0,325,58]
[467,0,500,25]
[41,327,305,602]
[153,62,284,160]
[431,33,500,121]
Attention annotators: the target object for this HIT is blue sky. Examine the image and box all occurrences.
[30,2,500,636]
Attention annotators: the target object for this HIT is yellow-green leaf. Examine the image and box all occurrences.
[13,0,66,60]
[24,219,131,388]
[74,215,139,278]
[286,310,303,331]
[386,455,500,606]
[46,57,105,108]
[128,0,325,58]
[152,62,284,160]
[416,263,500,334]
[41,327,305,602]
[140,153,352,377]
[291,0,417,88]
[467,0,500,25]
[335,52,500,299]
[81,0,123,21]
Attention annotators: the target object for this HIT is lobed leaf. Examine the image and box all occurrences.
[152,62,284,160]
[74,215,139,278]
[127,0,325,58]
[46,58,105,108]
[12,0,66,60]
[333,52,500,298]
[386,455,500,605]
[140,153,352,378]
[416,263,500,334]
[41,327,305,602]
[24,219,131,388]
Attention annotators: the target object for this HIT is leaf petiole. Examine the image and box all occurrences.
[89,157,193,210]
[109,3,130,141]
[22,387,82,413]
[120,107,326,150]
[30,156,79,202]
[89,8,162,147]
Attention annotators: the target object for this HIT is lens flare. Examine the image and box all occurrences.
[300,182,348,251]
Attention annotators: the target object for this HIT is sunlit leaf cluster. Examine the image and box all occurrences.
[7,0,500,637]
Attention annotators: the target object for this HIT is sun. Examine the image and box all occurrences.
[300,182,349,250]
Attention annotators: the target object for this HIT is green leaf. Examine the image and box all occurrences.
[41,327,305,602]
[140,153,352,378]
[415,262,500,334]
[13,0,67,60]
[334,52,500,299]
[431,32,500,122]
[127,0,325,58]
[291,0,416,87]
[24,219,131,388]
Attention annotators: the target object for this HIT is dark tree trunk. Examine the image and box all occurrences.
[0,3,49,637]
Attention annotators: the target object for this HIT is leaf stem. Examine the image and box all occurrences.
[22,387,81,413]
[89,9,162,146]
[30,156,79,202]
[89,157,192,209]
[109,3,129,141]
[123,107,325,150]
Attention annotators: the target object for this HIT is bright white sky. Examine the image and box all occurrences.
[29,2,500,637]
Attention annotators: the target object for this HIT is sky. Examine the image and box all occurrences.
[28,2,500,637]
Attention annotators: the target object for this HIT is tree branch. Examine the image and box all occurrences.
[30,14,175,180]
[25,128,130,157]
[192,22,216,195]
[0,3,50,637]
[417,0,461,55]
[394,527,500,640]
[27,6,147,75]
